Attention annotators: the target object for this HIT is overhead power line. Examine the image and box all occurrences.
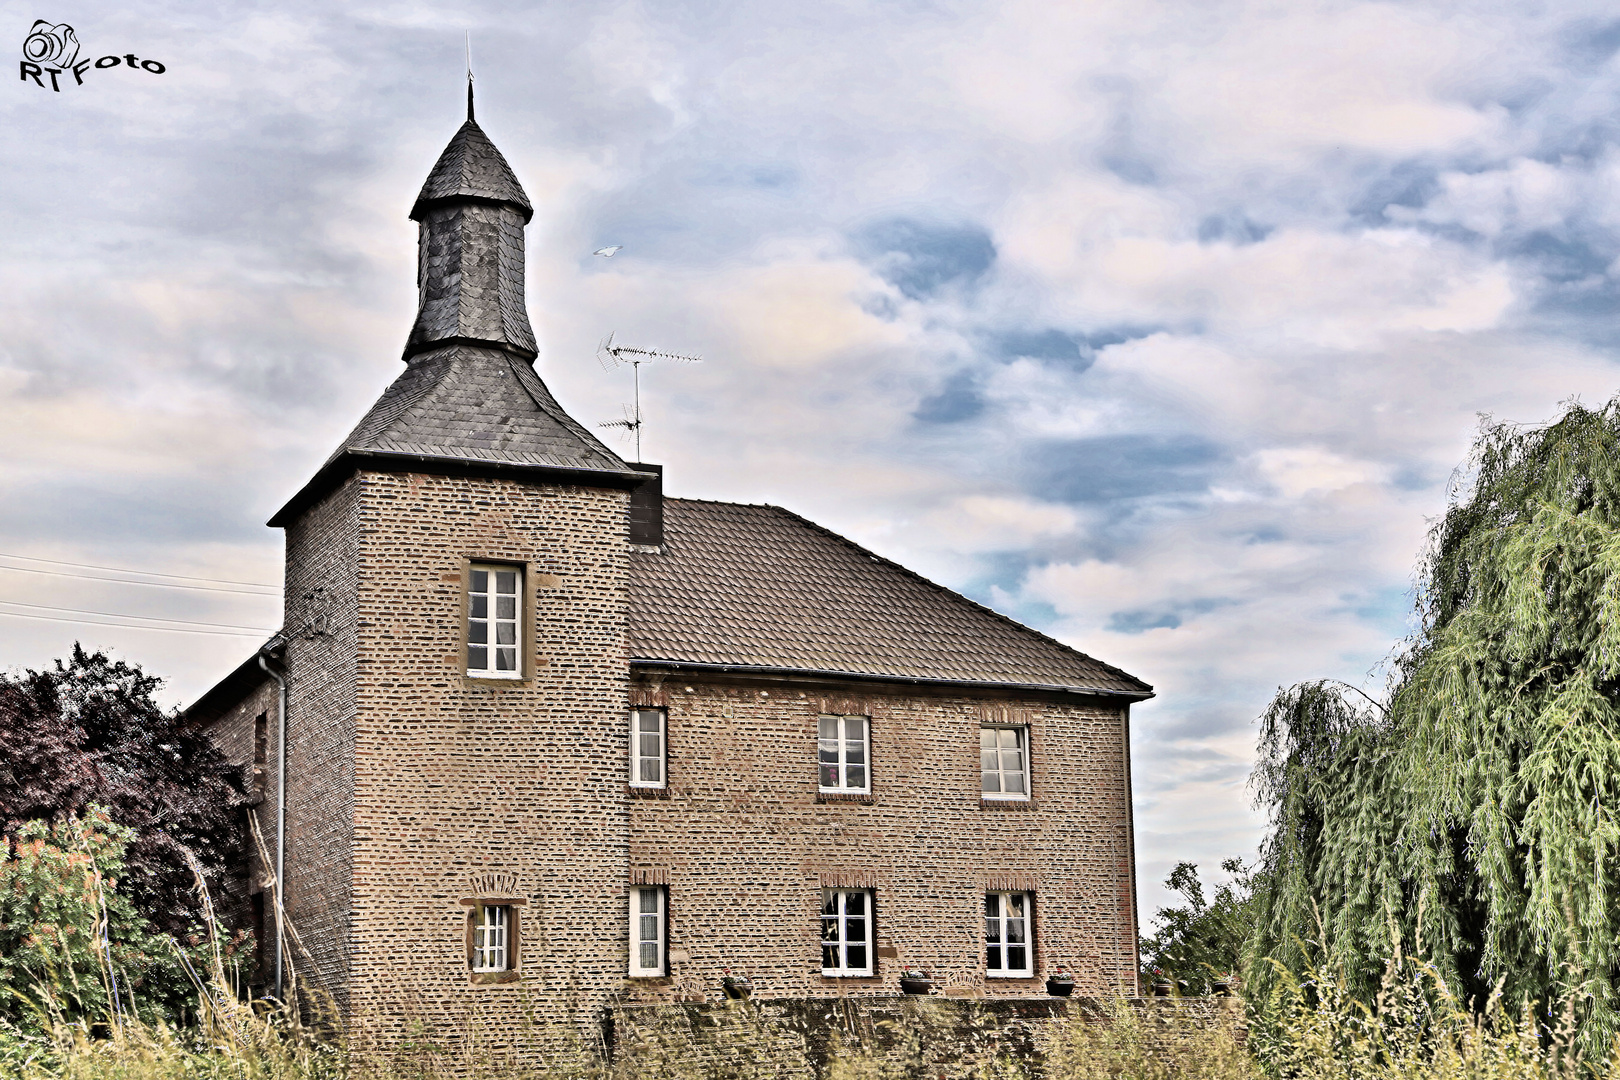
[0,551,280,590]
[0,599,276,634]
[0,609,273,638]
[0,561,281,596]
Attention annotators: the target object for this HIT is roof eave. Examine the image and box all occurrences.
[180,636,285,729]
[268,449,658,528]
[629,657,1155,702]
[409,193,534,224]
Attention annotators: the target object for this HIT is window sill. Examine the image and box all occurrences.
[980,798,1037,810]
[820,972,879,980]
[626,975,671,984]
[986,973,1038,980]
[469,970,520,985]
[816,792,876,805]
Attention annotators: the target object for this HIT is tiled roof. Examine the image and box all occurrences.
[410,120,532,221]
[327,344,635,475]
[629,499,1152,698]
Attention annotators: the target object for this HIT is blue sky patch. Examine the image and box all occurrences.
[854,217,997,300]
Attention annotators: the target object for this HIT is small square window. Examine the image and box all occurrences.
[468,565,522,679]
[985,892,1033,977]
[980,726,1029,800]
[821,889,874,976]
[629,886,667,976]
[818,715,870,793]
[629,709,667,788]
[470,903,513,973]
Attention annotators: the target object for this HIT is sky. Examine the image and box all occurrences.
[5,0,1620,920]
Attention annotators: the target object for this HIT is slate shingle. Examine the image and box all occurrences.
[410,120,532,221]
[628,499,1152,697]
[328,345,635,475]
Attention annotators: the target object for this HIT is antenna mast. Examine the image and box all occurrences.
[597,332,701,462]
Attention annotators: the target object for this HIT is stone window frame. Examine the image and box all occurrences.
[459,897,526,985]
[628,884,667,977]
[818,714,871,794]
[984,891,1035,978]
[628,707,667,789]
[980,724,1031,801]
[820,888,875,977]
[462,559,536,683]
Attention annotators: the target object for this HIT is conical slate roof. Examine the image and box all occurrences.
[267,343,642,526]
[410,120,533,222]
[327,344,630,473]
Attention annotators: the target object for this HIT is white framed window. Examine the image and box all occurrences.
[820,889,874,976]
[818,714,870,792]
[470,903,511,972]
[985,892,1033,976]
[629,709,667,788]
[980,726,1029,800]
[468,565,521,678]
[629,886,666,976]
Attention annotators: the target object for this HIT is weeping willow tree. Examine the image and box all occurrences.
[1249,398,1620,1053]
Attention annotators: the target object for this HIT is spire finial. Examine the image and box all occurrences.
[465,32,475,122]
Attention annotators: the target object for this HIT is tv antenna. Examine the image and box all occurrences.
[597,331,701,462]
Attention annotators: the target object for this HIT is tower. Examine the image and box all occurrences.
[262,104,653,1056]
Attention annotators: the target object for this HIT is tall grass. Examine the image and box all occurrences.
[10,838,1620,1080]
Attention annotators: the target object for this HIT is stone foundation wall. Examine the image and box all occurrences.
[600,995,1244,1079]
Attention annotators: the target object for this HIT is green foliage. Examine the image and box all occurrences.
[1250,398,1620,1055]
[1140,858,1259,994]
[1044,997,1258,1080]
[0,807,244,1032]
[1247,939,1612,1080]
[0,645,249,938]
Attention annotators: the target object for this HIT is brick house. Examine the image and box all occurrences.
[186,102,1153,1059]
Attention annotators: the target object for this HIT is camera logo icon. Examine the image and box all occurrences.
[22,20,79,69]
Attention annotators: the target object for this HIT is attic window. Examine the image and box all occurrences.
[468,565,521,678]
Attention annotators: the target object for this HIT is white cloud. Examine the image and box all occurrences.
[4,0,1620,920]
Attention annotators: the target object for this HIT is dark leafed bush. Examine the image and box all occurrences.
[0,644,249,940]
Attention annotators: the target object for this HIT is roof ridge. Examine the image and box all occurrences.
[759,502,1153,695]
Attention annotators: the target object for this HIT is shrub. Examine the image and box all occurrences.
[0,807,245,1032]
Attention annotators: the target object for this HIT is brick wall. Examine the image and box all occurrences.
[242,464,1140,1069]
[608,995,1072,1079]
[282,473,363,1006]
[202,676,280,965]
[624,677,1138,1005]
[338,469,633,1062]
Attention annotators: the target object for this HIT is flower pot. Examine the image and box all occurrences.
[722,982,751,1000]
[1152,980,1172,998]
[1210,979,1231,997]
[1046,979,1075,997]
[899,977,931,995]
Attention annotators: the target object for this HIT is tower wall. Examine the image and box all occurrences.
[341,470,633,1062]
[279,473,364,1008]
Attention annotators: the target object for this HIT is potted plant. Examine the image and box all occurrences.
[1150,968,1173,997]
[1045,965,1075,997]
[898,966,931,995]
[720,968,751,1000]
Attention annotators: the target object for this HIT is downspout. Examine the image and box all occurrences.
[257,637,289,1000]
